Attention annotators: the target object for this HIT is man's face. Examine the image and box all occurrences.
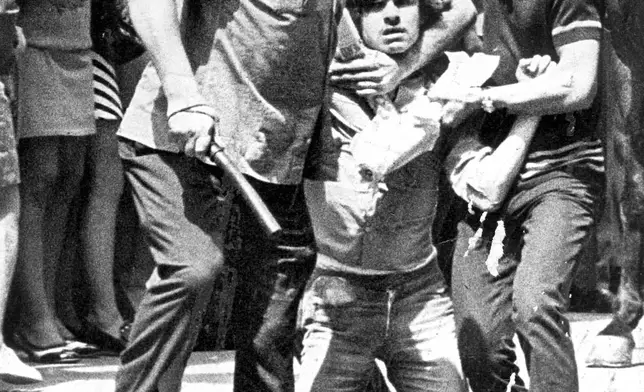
[360,0,420,55]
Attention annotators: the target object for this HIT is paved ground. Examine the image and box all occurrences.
[2,313,643,392]
[0,351,235,392]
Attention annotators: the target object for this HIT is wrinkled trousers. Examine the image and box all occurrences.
[115,141,316,392]
[452,172,601,392]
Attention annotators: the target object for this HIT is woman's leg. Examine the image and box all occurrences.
[15,136,87,347]
[81,119,126,337]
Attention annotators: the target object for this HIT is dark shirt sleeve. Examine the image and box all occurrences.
[550,0,602,48]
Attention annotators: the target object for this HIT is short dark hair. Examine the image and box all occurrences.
[346,0,451,14]
[346,0,452,30]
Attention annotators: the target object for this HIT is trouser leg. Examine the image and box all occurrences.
[453,176,598,392]
[386,273,468,392]
[602,74,644,335]
[296,274,387,392]
[230,179,316,392]
[511,182,596,392]
[451,215,525,392]
[115,145,227,392]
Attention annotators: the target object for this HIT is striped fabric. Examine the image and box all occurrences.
[520,139,604,181]
[551,20,603,47]
[92,52,123,121]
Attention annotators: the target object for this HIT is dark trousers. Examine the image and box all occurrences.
[114,141,316,392]
[452,173,601,392]
[596,24,644,334]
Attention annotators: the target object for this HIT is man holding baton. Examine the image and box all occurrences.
[115,1,337,391]
[115,0,475,391]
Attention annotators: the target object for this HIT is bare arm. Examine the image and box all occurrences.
[128,0,203,114]
[396,0,477,84]
[484,40,599,114]
[128,0,216,159]
[430,39,600,116]
[449,55,555,211]
[453,115,539,211]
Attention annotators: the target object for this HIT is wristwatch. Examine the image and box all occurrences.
[480,89,495,113]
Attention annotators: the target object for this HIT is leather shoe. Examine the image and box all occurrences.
[64,340,101,358]
[11,333,79,364]
[79,321,128,354]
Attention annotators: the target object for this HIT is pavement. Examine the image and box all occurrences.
[2,313,643,392]
[0,351,235,392]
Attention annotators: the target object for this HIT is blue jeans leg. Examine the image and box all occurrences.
[385,275,467,392]
[297,271,467,392]
[453,176,598,392]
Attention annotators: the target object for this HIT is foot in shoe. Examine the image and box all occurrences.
[0,344,43,384]
[64,340,101,358]
[11,333,80,364]
[80,321,127,354]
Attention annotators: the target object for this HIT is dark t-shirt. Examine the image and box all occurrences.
[478,0,604,182]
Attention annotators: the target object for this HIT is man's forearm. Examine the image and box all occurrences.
[455,115,540,211]
[483,40,600,115]
[486,71,597,115]
[128,0,204,114]
[398,0,476,78]
[472,116,539,202]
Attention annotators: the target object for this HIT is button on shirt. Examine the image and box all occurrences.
[305,71,443,275]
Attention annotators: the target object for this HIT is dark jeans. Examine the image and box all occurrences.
[452,172,601,392]
[115,141,316,392]
[297,268,466,392]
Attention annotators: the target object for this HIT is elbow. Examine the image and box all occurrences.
[570,79,597,111]
[471,194,504,212]
[478,199,503,212]
[464,184,504,212]
[553,71,598,112]
[578,80,598,110]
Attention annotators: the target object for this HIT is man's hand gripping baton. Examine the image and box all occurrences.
[209,140,283,240]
